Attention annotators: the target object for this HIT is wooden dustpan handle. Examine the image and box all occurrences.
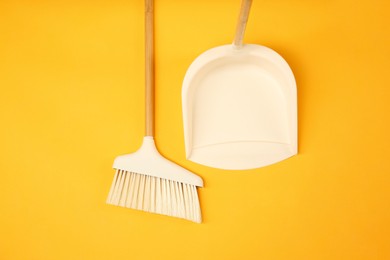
[233,0,253,48]
[145,0,154,136]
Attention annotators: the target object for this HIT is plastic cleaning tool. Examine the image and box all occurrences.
[107,0,203,223]
[182,0,297,170]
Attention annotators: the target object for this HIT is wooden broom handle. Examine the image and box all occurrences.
[233,0,253,48]
[145,0,154,136]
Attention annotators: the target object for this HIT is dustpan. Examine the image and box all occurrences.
[182,0,297,170]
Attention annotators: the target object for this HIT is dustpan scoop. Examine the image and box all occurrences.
[182,0,297,170]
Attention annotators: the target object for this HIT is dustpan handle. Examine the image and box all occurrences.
[145,0,154,136]
[233,0,253,48]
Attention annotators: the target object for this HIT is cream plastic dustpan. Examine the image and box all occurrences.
[182,0,297,170]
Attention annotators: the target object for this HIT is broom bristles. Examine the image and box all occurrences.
[107,169,202,223]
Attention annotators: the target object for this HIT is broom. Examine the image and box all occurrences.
[106,0,203,223]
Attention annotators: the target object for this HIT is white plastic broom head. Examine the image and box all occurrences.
[107,137,203,223]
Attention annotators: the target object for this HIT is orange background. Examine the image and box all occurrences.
[1,0,389,259]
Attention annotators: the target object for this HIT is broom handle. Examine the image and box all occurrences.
[233,0,253,48]
[145,0,154,137]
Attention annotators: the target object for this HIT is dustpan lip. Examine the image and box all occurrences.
[187,141,297,170]
[182,44,297,170]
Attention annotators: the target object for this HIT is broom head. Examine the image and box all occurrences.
[106,137,203,223]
